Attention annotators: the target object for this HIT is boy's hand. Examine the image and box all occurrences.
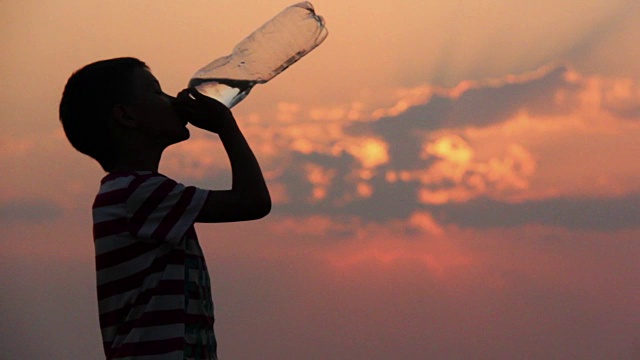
[174,88,235,133]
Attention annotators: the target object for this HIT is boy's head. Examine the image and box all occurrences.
[59,57,189,171]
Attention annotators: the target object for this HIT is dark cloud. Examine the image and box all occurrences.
[0,199,63,223]
[347,66,575,166]
[603,104,640,120]
[430,193,640,231]
[275,171,418,221]
[377,66,572,131]
[286,151,356,204]
[198,65,638,232]
[272,143,639,231]
[276,180,640,231]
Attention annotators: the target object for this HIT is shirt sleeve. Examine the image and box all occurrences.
[125,173,209,244]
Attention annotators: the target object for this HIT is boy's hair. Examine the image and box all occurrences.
[59,57,148,171]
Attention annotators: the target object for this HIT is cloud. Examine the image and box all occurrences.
[369,65,574,133]
[430,193,640,231]
[0,198,63,223]
[274,66,640,230]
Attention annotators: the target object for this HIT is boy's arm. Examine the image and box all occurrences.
[176,89,271,223]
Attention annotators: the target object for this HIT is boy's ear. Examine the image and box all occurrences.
[112,104,138,128]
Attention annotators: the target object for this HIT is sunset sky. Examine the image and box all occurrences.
[2,0,639,359]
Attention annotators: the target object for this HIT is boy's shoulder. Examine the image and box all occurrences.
[101,170,165,184]
[98,170,172,190]
[94,170,208,244]
[94,171,172,209]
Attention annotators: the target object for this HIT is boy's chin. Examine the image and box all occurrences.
[181,127,191,139]
[166,128,190,146]
[176,129,191,143]
[179,125,191,138]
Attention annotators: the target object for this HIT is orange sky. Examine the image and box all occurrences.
[2,1,640,359]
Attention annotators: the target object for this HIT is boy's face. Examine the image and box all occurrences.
[124,68,189,146]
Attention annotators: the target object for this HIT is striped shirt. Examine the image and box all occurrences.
[93,171,217,359]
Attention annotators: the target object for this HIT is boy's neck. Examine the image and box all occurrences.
[111,148,163,173]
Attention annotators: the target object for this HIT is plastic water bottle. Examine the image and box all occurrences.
[188,1,329,108]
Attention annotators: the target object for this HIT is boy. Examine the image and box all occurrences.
[59,57,271,359]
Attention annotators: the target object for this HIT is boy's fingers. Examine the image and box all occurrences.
[176,89,195,102]
[186,87,205,98]
[190,90,229,110]
[176,88,230,116]
[176,88,202,101]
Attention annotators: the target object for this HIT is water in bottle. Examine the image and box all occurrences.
[188,1,329,108]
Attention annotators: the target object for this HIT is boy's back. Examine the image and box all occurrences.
[94,171,215,359]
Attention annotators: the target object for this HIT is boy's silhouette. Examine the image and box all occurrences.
[59,57,271,359]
